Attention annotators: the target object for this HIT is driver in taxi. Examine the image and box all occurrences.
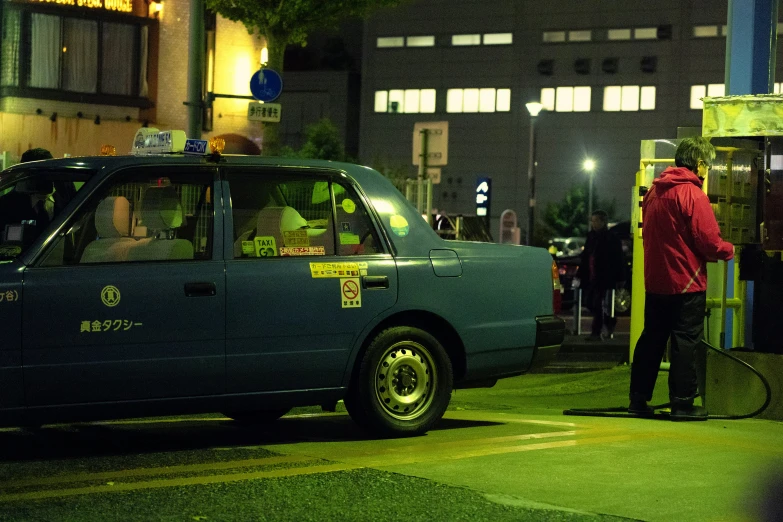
[0,148,54,242]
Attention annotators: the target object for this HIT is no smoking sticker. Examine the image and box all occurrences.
[340,278,361,308]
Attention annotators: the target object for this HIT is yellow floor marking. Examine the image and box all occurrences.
[0,455,313,490]
[0,463,360,503]
[340,433,639,468]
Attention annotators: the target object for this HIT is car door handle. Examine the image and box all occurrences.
[184,282,217,297]
[362,275,389,289]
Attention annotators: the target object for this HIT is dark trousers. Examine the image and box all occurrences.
[630,291,706,403]
[586,288,616,337]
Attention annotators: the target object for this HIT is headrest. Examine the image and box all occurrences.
[15,178,53,195]
[140,186,183,231]
[256,206,307,236]
[95,196,131,238]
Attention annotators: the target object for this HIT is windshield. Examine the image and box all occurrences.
[0,169,92,261]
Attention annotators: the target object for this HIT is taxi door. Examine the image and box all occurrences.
[222,170,398,393]
[0,261,24,411]
[21,166,226,407]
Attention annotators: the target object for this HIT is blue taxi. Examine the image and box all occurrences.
[0,130,564,436]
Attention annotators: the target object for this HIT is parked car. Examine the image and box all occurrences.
[548,236,585,258]
[554,222,632,314]
[0,130,565,437]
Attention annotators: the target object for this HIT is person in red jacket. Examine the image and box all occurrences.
[628,136,734,421]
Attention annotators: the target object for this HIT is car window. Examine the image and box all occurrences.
[227,172,380,258]
[0,170,90,261]
[38,169,214,266]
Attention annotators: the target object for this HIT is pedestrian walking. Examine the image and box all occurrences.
[575,209,625,342]
[628,136,734,421]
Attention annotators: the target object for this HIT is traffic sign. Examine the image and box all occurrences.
[249,68,283,102]
[413,121,448,166]
[476,176,492,219]
[248,102,281,122]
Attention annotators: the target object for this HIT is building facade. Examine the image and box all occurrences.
[359,0,783,240]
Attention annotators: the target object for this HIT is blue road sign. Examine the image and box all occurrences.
[250,69,283,102]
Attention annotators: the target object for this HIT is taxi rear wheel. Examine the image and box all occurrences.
[222,409,290,425]
[345,326,453,437]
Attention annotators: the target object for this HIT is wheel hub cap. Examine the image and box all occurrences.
[375,341,437,420]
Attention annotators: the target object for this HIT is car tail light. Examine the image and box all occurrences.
[551,260,562,314]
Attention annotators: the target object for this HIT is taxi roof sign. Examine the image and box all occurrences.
[131,128,187,155]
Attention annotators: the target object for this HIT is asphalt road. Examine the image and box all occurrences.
[0,368,780,522]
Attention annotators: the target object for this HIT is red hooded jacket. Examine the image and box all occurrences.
[643,166,734,294]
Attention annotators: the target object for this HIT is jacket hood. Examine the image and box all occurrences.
[653,166,703,190]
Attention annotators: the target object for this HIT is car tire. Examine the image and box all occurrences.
[345,326,453,437]
[222,409,290,425]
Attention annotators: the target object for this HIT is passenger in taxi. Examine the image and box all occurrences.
[0,148,54,242]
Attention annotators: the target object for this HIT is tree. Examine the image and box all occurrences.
[288,118,348,161]
[542,181,617,239]
[205,0,404,155]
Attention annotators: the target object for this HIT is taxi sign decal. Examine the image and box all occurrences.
[341,198,356,214]
[80,319,142,333]
[241,241,256,255]
[0,289,19,303]
[280,246,325,256]
[101,285,121,307]
[254,236,277,257]
[283,230,309,247]
[183,139,210,155]
[390,215,410,237]
[341,278,361,308]
[310,262,360,278]
[340,232,360,245]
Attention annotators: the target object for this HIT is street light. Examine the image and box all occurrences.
[583,158,596,224]
[525,101,544,246]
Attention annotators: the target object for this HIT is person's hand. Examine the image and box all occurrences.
[572,277,581,289]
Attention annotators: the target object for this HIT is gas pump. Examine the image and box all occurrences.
[565,96,783,420]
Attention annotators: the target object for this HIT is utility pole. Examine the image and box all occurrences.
[186,0,205,138]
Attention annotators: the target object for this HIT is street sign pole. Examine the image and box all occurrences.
[418,129,428,219]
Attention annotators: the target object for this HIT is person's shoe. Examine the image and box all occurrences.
[628,400,654,416]
[670,403,709,421]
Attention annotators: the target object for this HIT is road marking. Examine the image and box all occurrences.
[0,463,360,503]
[0,455,313,489]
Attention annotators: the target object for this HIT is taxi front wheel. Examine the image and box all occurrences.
[345,326,453,437]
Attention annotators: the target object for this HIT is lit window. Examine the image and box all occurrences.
[543,31,566,43]
[634,27,658,40]
[555,87,573,112]
[483,33,513,45]
[603,86,622,111]
[374,91,388,112]
[452,34,480,46]
[404,89,420,113]
[608,28,631,40]
[407,36,435,47]
[707,83,725,97]
[447,89,463,113]
[569,30,592,42]
[693,25,719,38]
[496,89,511,111]
[573,86,591,112]
[375,89,437,113]
[541,88,555,111]
[463,89,479,112]
[377,37,404,48]
[690,85,707,109]
[640,86,656,110]
[686,84,725,110]
[389,90,404,113]
[479,88,495,112]
[774,83,782,94]
[446,88,511,113]
[620,86,639,111]
[420,89,436,113]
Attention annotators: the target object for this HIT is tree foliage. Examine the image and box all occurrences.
[290,118,347,161]
[542,181,617,238]
[204,0,404,155]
